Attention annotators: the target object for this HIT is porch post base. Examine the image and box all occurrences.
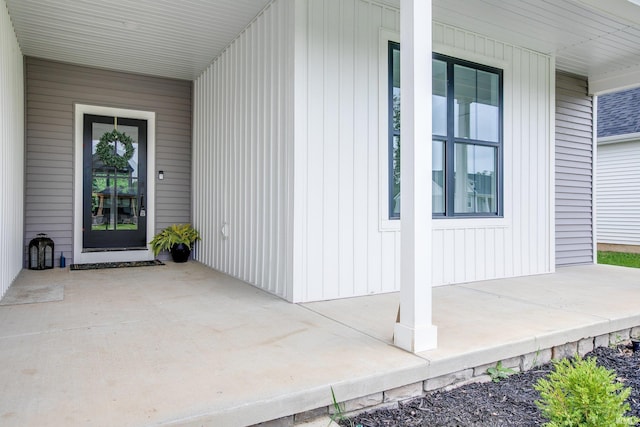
[394,323,437,353]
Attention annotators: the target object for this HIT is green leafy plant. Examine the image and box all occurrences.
[96,129,135,169]
[530,348,541,368]
[610,334,625,348]
[486,361,515,383]
[328,387,363,427]
[534,355,639,427]
[329,387,349,426]
[149,223,201,257]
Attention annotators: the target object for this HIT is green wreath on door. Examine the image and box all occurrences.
[96,129,135,169]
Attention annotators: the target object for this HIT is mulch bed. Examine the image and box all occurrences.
[344,345,640,426]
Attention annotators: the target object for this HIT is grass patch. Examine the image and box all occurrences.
[598,251,640,268]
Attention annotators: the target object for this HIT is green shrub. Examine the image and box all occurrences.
[149,223,200,257]
[487,361,516,383]
[534,355,639,427]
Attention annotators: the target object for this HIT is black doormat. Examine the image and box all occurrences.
[70,260,164,271]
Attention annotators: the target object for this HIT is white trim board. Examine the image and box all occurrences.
[73,104,156,264]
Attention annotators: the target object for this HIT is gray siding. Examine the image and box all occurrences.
[555,72,594,266]
[25,57,192,265]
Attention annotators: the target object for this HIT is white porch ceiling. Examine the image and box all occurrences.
[4,0,271,81]
[5,0,640,92]
[431,0,640,94]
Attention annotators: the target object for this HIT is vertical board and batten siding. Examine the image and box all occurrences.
[192,0,293,299]
[597,140,640,245]
[555,72,594,265]
[294,0,552,302]
[25,57,192,265]
[0,1,24,298]
[294,0,402,302]
[430,24,552,286]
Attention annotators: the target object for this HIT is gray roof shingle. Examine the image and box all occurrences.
[598,87,640,138]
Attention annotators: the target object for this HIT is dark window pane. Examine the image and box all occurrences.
[433,140,445,214]
[389,43,401,218]
[433,59,447,136]
[392,47,401,132]
[454,65,500,142]
[391,135,401,217]
[388,44,502,219]
[454,143,497,214]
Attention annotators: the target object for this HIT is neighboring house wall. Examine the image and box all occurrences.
[555,72,594,265]
[596,87,640,248]
[25,57,192,265]
[597,140,640,245]
[0,0,24,298]
[192,0,294,299]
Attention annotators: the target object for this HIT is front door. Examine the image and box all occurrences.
[83,114,147,249]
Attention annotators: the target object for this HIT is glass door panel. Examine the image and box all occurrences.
[83,114,147,249]
[90,123,140,231]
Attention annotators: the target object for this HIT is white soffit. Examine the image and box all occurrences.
[433,0,640,94]
[4,0,271,80]
[6,0,640,92]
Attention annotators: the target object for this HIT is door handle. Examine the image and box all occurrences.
[139,193,146,217]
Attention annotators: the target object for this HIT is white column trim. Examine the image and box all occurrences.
[549,56,556,271]
[394,0,437,352]
[73,104,156,264]
[592,95,598,264]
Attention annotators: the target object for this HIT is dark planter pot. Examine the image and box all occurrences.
[632,339,640,353]
[170,243,191,263]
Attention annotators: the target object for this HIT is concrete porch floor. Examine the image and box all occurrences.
[1,262,640,426]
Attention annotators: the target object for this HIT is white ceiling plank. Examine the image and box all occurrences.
[433,0,640,92]
[5,0,272,80]
[6,0,640,93]
[589,62,640,94]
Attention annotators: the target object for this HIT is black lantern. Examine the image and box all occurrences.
[28,233,54,270]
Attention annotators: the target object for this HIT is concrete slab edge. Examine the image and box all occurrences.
[162,322,640,426]
[160,362,431,426]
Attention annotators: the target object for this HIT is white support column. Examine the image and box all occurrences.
[394,0,437,353]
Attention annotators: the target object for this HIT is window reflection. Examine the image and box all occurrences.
[433,140,445,214]
[454,65,500,142]
[388,42,502,218]
[91,123,139,231]
[454,144,497,213]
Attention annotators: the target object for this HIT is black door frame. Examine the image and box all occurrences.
[82,114,148,249]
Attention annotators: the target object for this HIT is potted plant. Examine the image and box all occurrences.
[149,223,201,263]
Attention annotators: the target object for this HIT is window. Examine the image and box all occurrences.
[388,42,503,219]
